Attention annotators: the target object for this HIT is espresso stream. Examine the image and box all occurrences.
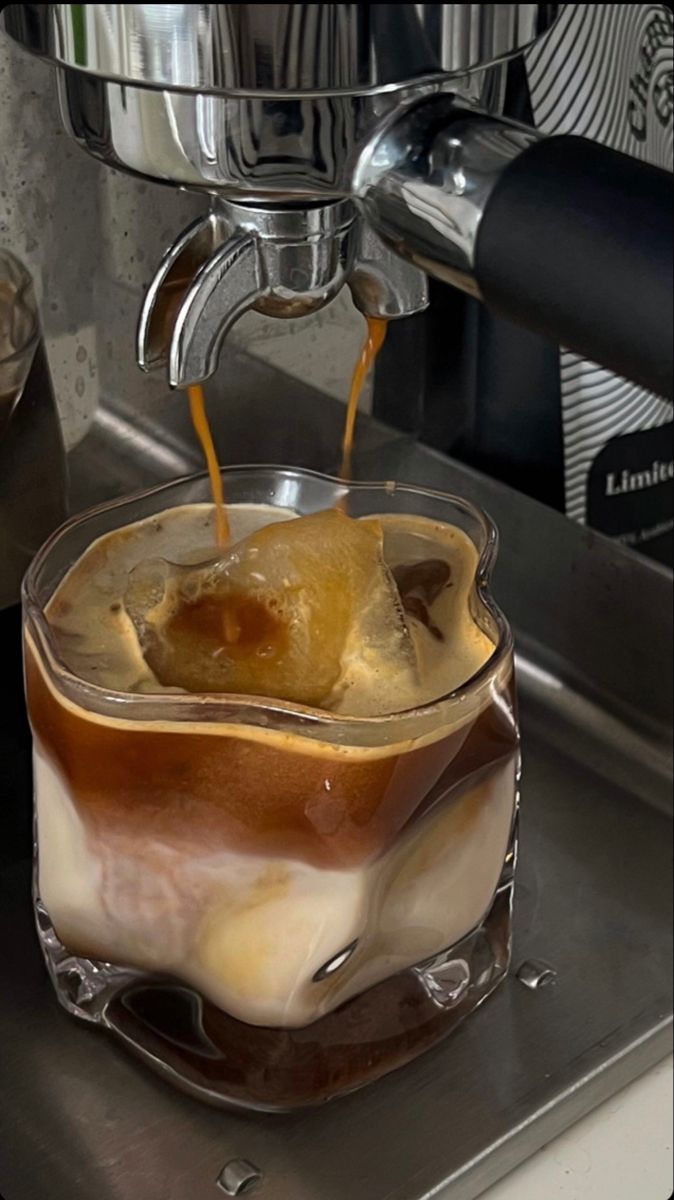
[179,317,389,669]
[340,316,388,479]
[187,384,230,546]
[186,315,388,549]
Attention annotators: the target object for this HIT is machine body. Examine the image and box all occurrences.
[2,4,672,397]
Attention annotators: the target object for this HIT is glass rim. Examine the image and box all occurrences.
[23,464,514,732]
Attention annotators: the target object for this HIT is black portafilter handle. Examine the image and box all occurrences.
[474,135,674,401]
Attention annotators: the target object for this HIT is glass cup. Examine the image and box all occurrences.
[1,248,67,608]
[23,466,519,1111]
[0,248,39,436]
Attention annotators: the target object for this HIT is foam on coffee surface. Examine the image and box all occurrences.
[46,503,495,716]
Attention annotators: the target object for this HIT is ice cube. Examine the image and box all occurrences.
[123,508,418,710]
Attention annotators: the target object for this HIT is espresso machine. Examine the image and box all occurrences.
[0,8,672,1200]
[1,3,670,579]
[2,3,672,400]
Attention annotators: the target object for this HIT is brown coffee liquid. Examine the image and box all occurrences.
[341,316,388,480]
[187,384,229,547]
[161,586,291,686]
[186,316,388,552]
[27,647,516,870]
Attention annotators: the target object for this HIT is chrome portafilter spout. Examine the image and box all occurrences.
[4,5,671,398]
[138,201,428,389]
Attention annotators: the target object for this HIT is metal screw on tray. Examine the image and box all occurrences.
[516,959,558,990]
[216,1159,263,1196]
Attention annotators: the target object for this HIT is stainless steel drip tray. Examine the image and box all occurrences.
[1,364,672,1200]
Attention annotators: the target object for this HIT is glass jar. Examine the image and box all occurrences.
[23,466,519,1111]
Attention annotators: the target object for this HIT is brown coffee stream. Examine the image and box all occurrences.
[187,384,230,547]
[186,317,388,553]
[340,316,388,480]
